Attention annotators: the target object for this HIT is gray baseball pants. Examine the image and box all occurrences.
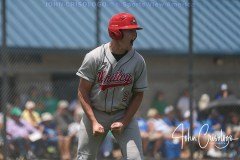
[76,109,143,160]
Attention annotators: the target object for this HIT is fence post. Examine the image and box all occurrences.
[188,0,194,159]
[1,0,9,159]
[96,0,101,46]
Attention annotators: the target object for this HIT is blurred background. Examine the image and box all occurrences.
[0,0,240,159]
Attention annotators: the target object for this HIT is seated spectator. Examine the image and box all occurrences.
[215,83,230,100]
[205,109,225,133]
[7,107,42,159]
[69,99,84,120]
[182,111,201,136]
[226,112,240,139]
[162,105,182,159]
[40,112,58,155]
[41,87,59,115]
[71,99,84,125]
[21,101,41,128]
[67,114,81,153]
[163,106,180,128]
[136,116,149,155]
[0,112,3,133]
[226,112,240,157]
[151,91,168,115]
[146,108,169,158]
[20,86,39,110]
[0,113,3,159]
[201,109,225,158]
[181,110,203,158]
[198,94,210,111]
[0,113,3,149]
[54,100,74,160]
[100,132,114,158]
[176,89,197,121]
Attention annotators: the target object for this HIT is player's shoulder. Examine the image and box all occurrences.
[133,50,146,63]
[85,44,105,59]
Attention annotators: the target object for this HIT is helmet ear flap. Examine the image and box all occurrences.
[108,29,123,40]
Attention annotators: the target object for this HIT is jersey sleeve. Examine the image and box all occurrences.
[133,58,148,92]
[76,52,97,82]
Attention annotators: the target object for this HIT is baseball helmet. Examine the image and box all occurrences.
[108,12,142,40]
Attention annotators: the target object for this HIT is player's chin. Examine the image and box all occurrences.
[122,40,133,50]
[127,40,134,50]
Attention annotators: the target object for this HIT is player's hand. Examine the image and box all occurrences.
[111,122,124,134]
[92,122,105,136]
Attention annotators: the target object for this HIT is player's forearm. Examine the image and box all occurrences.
[121,92,143,126]
[78,85,97,124]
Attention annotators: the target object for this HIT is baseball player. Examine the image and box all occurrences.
[76,12,148,160]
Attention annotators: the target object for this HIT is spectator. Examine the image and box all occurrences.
[0,112,3,143]
[181,110,204,158]
[54,100,74,160]
[146,108,168,158]
[205,109,225,133]
[182,111,201,135]
[100,132,114,158]
[226,112,240,157]
[136,116,149,155]
[21,101,41,128]
[163,106,180,127]
[40,112,58,155]
[0,112,3,131]
[226,112,240,139]
[203,109,225,158]
[215,83,231,100]
[162,105,181,159]
[0,113,3,159]
[41,88,59,115]
[151,91,168,115]
[67,108,82,154]
[177,89,197,121]
[198,94,210,111]
[7,107,42,159]
[20,86,39,110]
[69,99,84,123]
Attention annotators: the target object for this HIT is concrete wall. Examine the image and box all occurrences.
[9,53,240,114]
[144,55,240,106]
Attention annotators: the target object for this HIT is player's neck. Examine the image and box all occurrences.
[110,41,129,55]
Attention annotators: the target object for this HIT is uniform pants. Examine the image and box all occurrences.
[76,109,143,160]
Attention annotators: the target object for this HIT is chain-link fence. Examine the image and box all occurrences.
[1,0,240,160]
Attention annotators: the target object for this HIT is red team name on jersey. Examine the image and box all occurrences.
[97,70,133,91]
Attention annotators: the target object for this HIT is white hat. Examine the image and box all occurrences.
[221,83,228,90]
[25,101,36,109]
[41,112,53,121]
[198,94,210,111]
[164,105,174,114]
[184,111,190,118]
[147,108,158,118]
[58,100,69,109]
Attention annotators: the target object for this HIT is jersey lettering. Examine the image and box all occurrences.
[97,70,133,91]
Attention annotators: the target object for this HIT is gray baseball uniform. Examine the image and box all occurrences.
[76,42,148,160]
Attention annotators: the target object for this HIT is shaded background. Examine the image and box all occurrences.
[0,0,240,159]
